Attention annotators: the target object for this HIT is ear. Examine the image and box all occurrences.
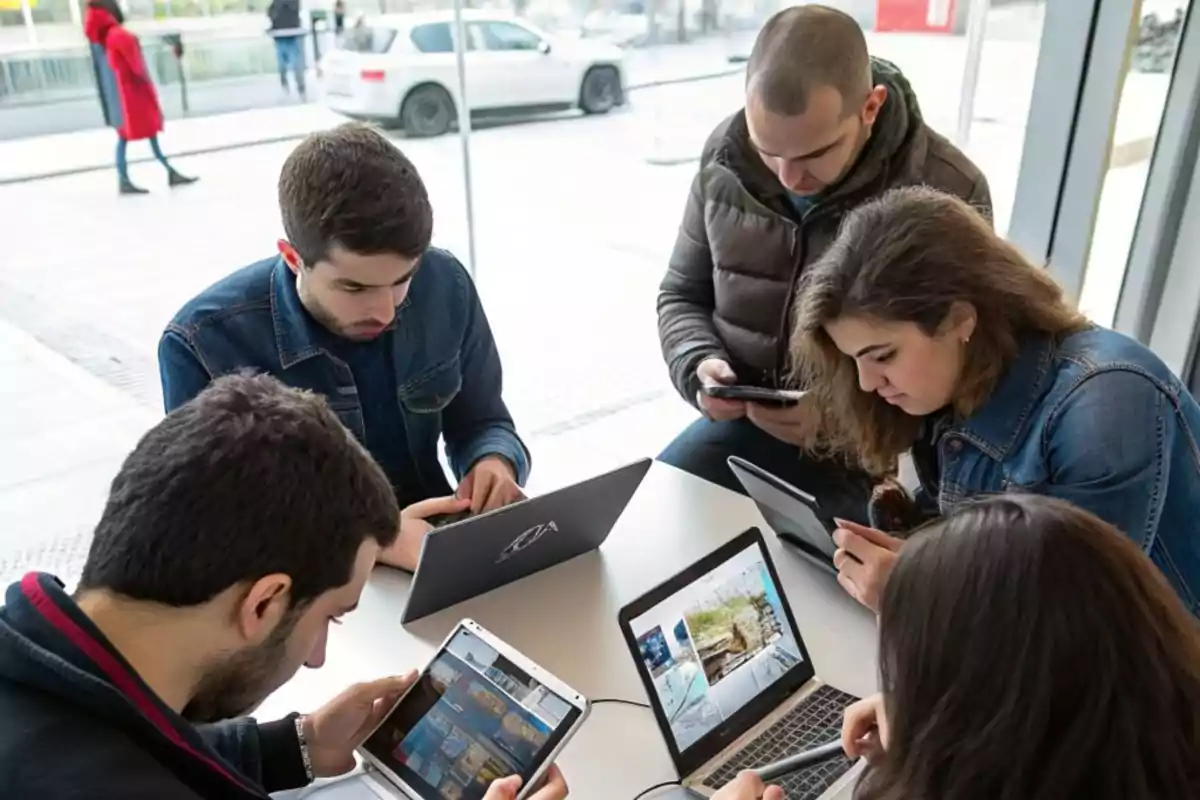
[862,85,887,126]
[235,574,293,644]
[945,300,978,343]
[277,241,302,276]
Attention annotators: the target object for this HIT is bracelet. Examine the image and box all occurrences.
[294,714,315,783]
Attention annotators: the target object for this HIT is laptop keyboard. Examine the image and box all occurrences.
[704,684,859,800]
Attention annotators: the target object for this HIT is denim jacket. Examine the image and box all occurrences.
[915,327,1200,614]
[158,250,529,500]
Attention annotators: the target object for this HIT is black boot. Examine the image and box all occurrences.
[168,170,197,187]
[120,179,149,195]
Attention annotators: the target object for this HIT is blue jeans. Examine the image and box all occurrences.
[274,35,306,95]
[116,135,170,183]
[658,416,874,525]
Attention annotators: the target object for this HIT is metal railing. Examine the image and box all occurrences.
[0,31,305,106]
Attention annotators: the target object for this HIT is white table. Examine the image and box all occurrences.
[259,463,879,800]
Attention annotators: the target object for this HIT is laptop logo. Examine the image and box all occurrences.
[497,521,557,564]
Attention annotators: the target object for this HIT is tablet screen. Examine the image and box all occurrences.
[362,628,583,800]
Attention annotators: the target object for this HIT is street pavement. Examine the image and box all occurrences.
[0,16,1165,588]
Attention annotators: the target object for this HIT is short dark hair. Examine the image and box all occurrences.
[278,122,433,265]
[746,5,872,116]
[79,373,399,609]
[859,494,1200,800]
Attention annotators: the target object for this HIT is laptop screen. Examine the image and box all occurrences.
[625,532,809,758]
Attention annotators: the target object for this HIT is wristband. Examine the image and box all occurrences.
[294,714,315,782]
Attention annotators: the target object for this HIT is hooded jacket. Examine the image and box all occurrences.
[657,58,993,404]
[83,3,164,141]
[0,573,310,798]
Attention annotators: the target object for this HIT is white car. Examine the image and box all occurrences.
[319,11,627,136]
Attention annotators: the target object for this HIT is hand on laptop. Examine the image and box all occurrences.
[745,395,818,446]
[696,358,746,421]
[379,496,472,571]
[841,693,889,762]
[710,770,785,800]
[301,672,419,777]
[832,519,904,613]
[483,765,569,799]
[458,455,524,514]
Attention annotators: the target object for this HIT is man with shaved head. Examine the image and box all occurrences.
[657,5,991,523]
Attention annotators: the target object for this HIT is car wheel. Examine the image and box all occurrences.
[579,66,620,115]
[400,84,455,137]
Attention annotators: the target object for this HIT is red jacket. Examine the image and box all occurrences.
[84,6,163,141]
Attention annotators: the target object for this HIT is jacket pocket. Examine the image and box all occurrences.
[327,398,366,441]
[399,358,462,414]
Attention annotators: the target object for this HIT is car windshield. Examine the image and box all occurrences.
[339,25,397,54]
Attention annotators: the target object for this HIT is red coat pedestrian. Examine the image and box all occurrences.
[84,3,163,141]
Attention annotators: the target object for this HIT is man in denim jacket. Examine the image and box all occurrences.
[159,123,529,571]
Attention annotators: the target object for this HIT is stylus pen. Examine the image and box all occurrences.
[753,739,846,782]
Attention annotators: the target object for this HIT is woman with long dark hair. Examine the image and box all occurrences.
[84,0,196,195]
[849,495,1200,799]
[785,186,1199,614]
[713,494,1200,800]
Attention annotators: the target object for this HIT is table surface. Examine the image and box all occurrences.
[259,462,880,800]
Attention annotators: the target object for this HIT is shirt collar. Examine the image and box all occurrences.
[269,257,326,369]
[954,335,1057,460]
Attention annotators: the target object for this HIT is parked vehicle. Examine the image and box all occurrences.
[318,10,626,136]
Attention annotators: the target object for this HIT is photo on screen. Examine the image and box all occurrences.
[629,540,803,752]
[364,629,579,800]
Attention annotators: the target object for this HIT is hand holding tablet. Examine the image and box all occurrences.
[357,620,589,800]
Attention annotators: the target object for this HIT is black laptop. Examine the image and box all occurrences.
[401,458,652,623]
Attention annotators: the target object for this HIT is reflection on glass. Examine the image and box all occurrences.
[1079,0,1190,326]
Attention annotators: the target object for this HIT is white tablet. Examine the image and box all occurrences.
[357,620,590,800]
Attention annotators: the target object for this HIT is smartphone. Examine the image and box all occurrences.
[703,384,807,407]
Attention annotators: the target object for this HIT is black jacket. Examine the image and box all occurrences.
[0,573,311,798]
[267,0,303,33]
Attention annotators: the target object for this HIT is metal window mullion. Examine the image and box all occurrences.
[1006,0,1102,265]
[1043,0,1142,302]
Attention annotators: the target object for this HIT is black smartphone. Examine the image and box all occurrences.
[703,384,807,407]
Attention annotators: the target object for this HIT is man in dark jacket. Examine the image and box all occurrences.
[657,5,992,521]
[0,374,567,800]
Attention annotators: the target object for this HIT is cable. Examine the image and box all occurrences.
[592,697,652,709]
[632,780,682,800]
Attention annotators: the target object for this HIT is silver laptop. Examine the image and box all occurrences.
[727,456,839,577]
[617,527,863,800]
[401,458,652,623]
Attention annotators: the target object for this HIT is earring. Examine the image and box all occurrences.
[963,336,971,345]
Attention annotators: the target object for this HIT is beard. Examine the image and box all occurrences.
[182,609,302,723]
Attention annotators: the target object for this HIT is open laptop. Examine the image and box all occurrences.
[726,456,839,576]
[617,527,863,800]
[401,458,652,623]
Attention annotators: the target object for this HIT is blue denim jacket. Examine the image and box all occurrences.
[916,327,1200,614]
[158,250,529,501]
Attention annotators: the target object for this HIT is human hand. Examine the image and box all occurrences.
[710,770,785,800]
[378,496,472,570]
[841,693,888,761]
[832,519,904,613]
[483,765,569,800]
[744,395,818,446]
[303,672,418,777]
[458,455,524,515]
[695,358,746,421]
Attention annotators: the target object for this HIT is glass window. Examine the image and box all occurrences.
[409,22,453,55]
[479,21,542,52]
[1079,0,1190,325]
[340,24,397,54]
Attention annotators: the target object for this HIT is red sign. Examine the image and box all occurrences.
[876,0,958,33]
